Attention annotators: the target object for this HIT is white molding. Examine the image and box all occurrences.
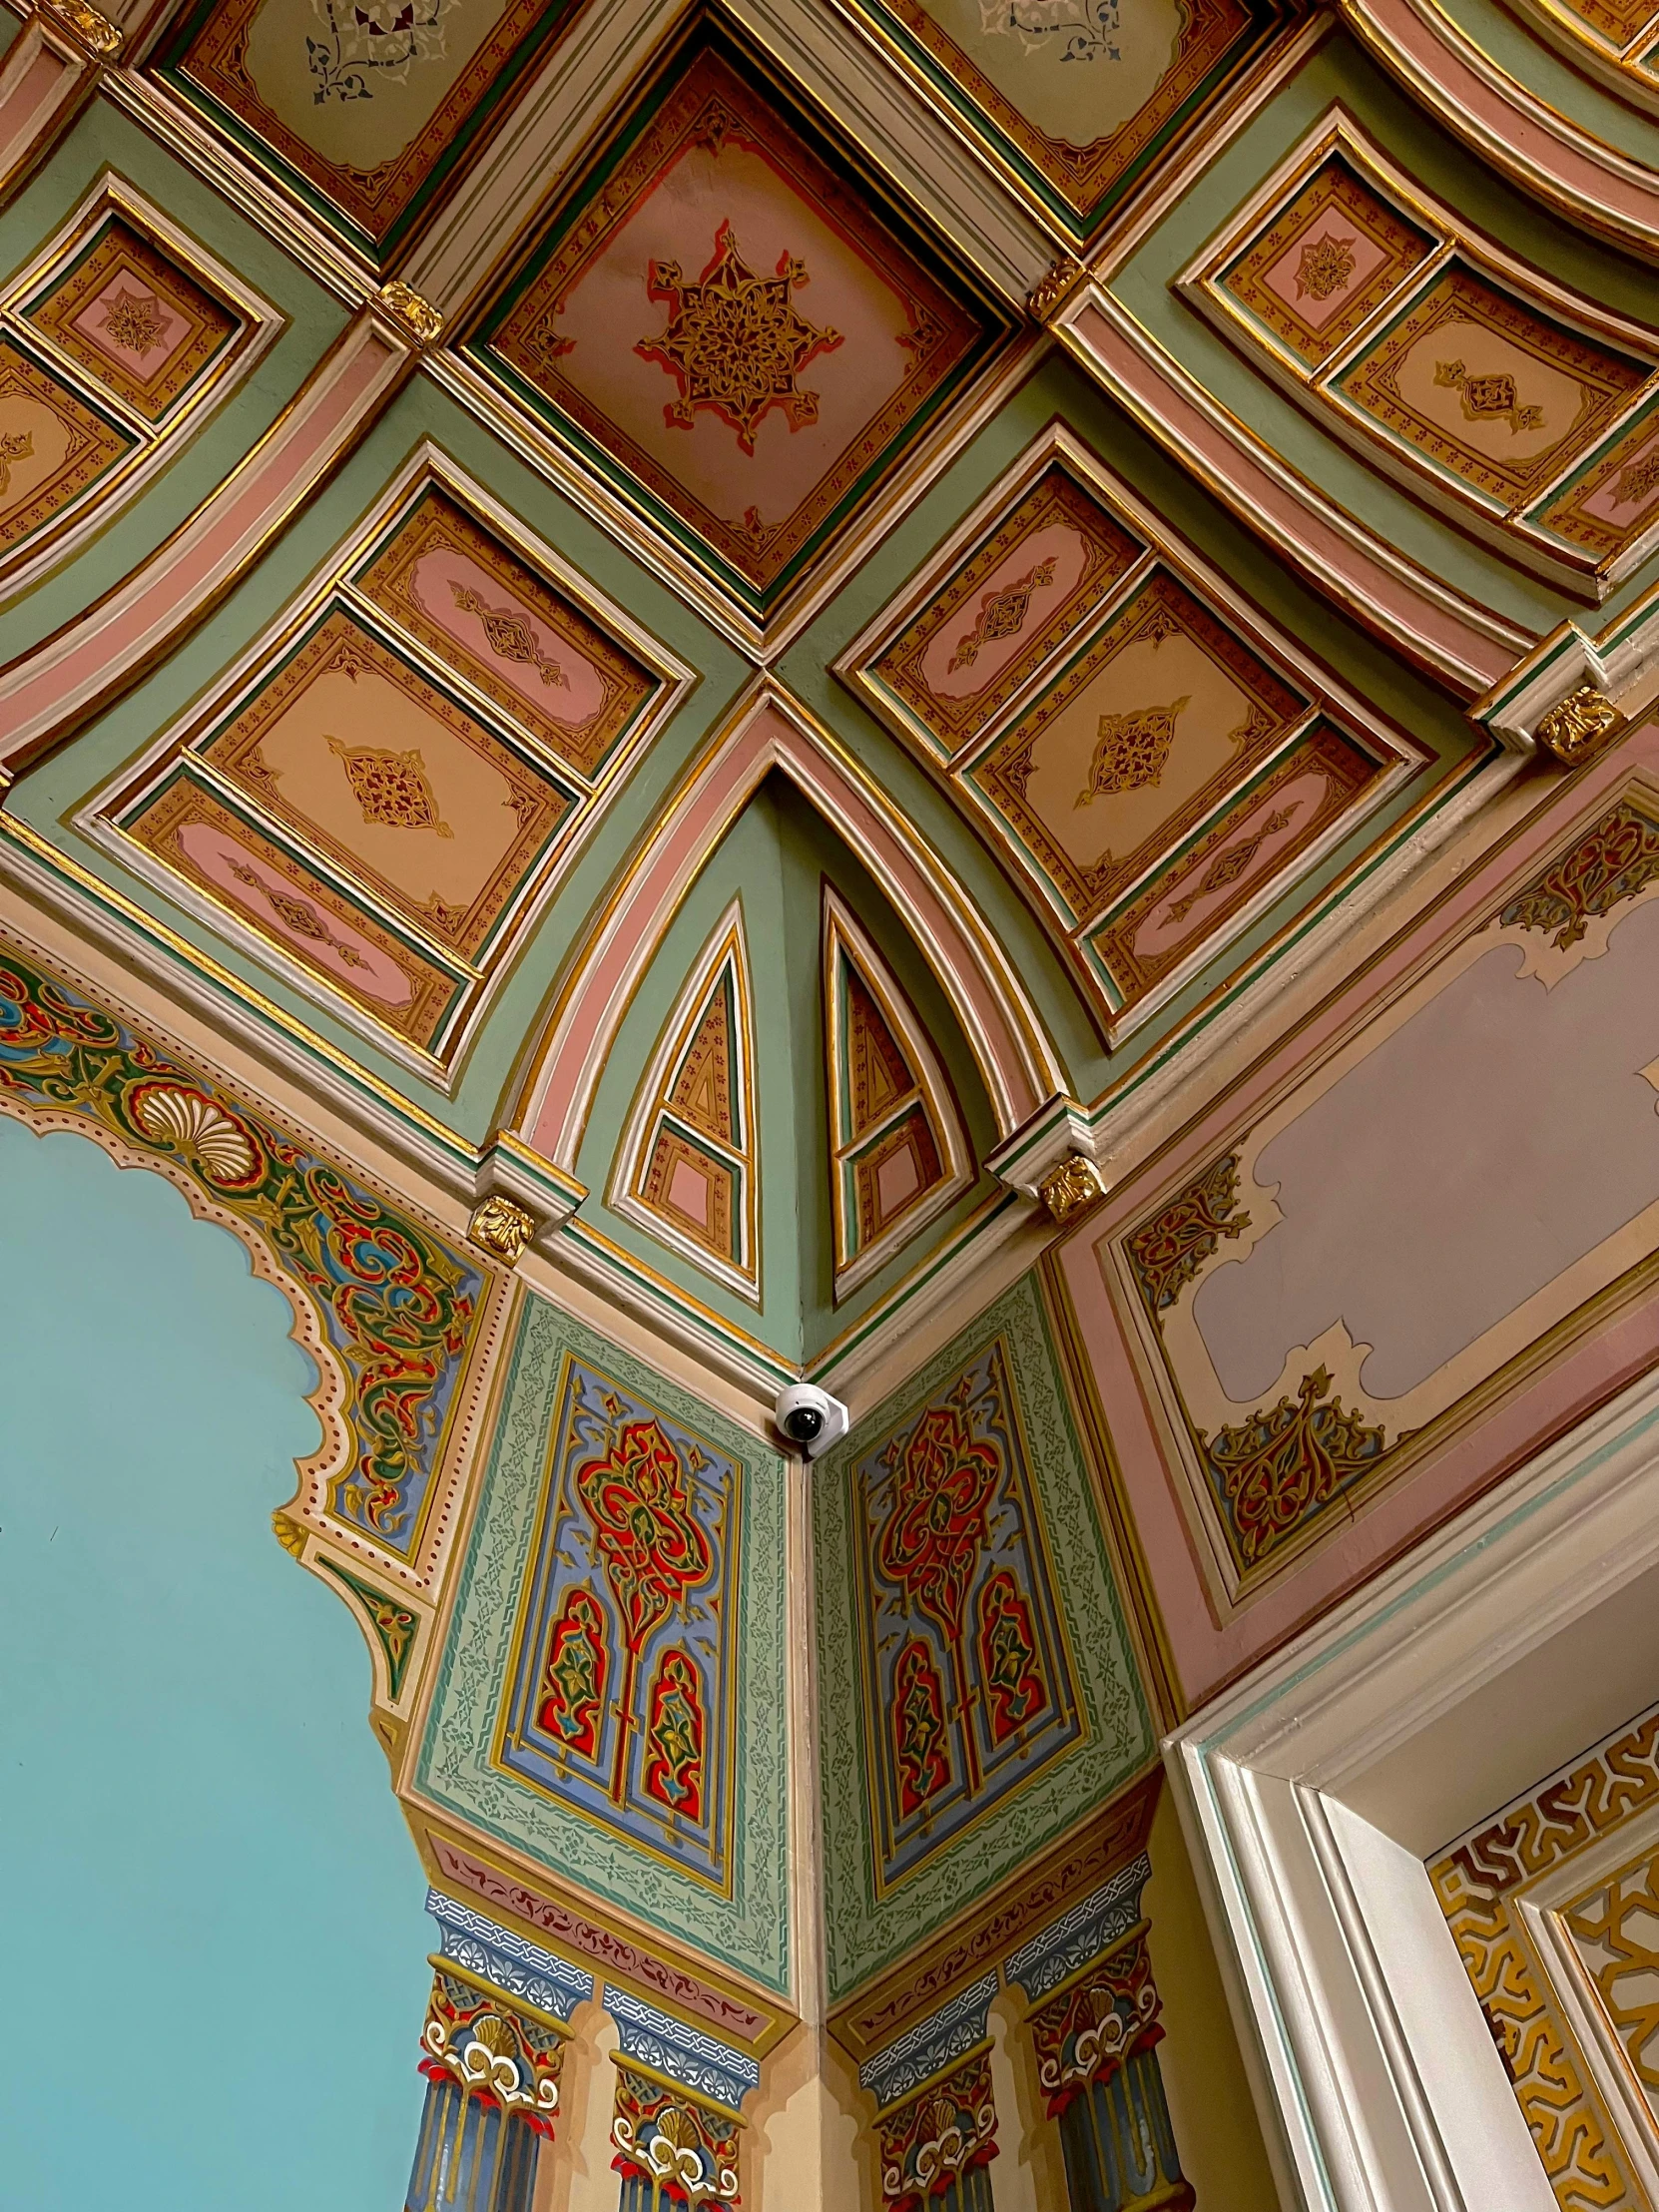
[1168,1366,1659,2211]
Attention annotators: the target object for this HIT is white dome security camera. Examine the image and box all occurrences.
[774,1382,849,1459]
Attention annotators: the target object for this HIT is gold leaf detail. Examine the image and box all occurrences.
[327,737,453,836]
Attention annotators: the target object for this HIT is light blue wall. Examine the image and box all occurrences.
[0,1117,430,2208]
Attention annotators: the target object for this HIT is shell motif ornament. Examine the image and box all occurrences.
[128,1082,263,1189]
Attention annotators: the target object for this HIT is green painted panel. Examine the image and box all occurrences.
[414,1288,791,1993]
[815,1267,1154,2003]
[572,774,1003,1363]
[0,97,348,662]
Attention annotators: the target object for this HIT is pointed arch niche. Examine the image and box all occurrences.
[513,691,1067,1179]
[823,885,972,1298]
[609,902,761,1302]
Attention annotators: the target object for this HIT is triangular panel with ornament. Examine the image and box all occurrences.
[824,884,972,1299]
[610,901,759,1301]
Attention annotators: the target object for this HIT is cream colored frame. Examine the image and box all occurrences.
[1168,1364,1659,2212]
[1179,107,1659,595]
[607,897,763,1305]
[835,420,1419,1045]
[822,880,973,1299]
[0,167,282,606]
[75,439,695,1091]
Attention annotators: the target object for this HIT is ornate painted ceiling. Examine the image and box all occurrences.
[11,0,1659,2200]
[17,0,1639,1388]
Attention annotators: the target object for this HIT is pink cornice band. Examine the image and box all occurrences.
[0,312,409,771]
[517,696,1066,1167]
[1343,0,1659,263]
[1057,293,1527,697]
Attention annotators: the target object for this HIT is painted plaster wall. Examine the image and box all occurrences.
[0,1117,430,2208]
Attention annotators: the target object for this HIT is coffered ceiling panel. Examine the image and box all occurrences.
[151,0,586,263]
[835,0,1292,245]
[465,20,1015,630]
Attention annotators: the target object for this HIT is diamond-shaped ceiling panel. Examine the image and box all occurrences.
[468,27,1013,627]
[838,0,1290,245]
[154,0,584,264]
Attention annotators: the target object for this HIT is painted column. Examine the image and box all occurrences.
[1004,1853,1194,2212]
[605,1987,759,2211]
[860,1974,1001,2212]
[404,1891,595,2212]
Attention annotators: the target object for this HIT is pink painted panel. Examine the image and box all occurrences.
[404,546,611,730]
[1263,216,1390,331]
[1058,718,1659,1703]
[1129,768,1331,961]
[915,523,1093,702]
[178,820,414,1004]
[1194,907,1659,1402]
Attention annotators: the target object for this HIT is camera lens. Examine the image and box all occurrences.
[784,1403,825,1443]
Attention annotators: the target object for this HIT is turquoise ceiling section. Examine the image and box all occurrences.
[412,1288,791,1996]
[574,772,1003,1368]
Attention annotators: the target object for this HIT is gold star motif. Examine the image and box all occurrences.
[636,220,841,455]
[1294,234,1357,301]
[98,285,171,357]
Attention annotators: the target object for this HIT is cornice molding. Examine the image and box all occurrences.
[1053,283,1531,700]
[1341,0,1659,267]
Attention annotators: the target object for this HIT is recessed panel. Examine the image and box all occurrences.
[191,604,576,965]
[351,486,661,782]
[969,567,1309,925]
[20,216,244,425]
[867,463,1144,756]
[472,34,1006,618]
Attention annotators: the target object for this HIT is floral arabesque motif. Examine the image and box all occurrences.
[1126,1151,1252,1320]
[1025,1929,1162,2117]
[575,1408,717,1802]
[1202,1366,1389,1567]
[874,2047,997,2212]
[1499,798,1659,952]
[637,219,842,455]
[0,948,482,1556]
[420,1966,567,2135]
[876,1377,1002,1796]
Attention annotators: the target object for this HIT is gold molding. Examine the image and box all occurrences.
[377,279,444,347]
[34,0,121,58]
[1536,686,1627,767]
[1038,1152,1107,1225]
[468,1192,540,1264]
